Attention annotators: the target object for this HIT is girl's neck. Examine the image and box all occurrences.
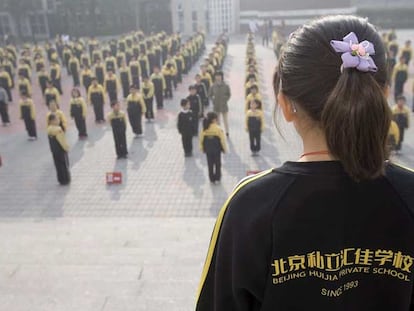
[298,126,335,162]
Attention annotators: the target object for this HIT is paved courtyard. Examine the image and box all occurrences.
[0,33,413,310]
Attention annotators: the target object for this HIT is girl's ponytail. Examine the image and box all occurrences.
[321,69,391,181]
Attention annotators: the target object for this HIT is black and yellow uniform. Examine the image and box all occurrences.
[245,93,263,112]
[19,97,37,138]
[129,60,141,89]
[44,86,60,107]
[389,40,399,57]
[174,53,185,83]
[104,74,119,103]
[81,53,90,68]
[177,108,194,156]
[388,120,400,151]
[162,66,176,99]
[17,63,31,81]
[17,77,32,97]
[142,80,155,120]
[200,71,213,93]
[195,81,208,107]
[69,56,80,86]
[196,161,414,311]
[50,63,63,94]
[70,96,88,137]
[0,87,10,124]
[126,92,146,135]
[105,55,116,72]
[165,58,178,89]
[89,38,99,58]
[47,124,70,185]
[92,49,102,64]
[161,40,169,64]
[88,84,105,122]
[37,69,49,95]
[119,66,131,98]
[81,68,93,94]
[0,70,12,101]
[63,47,72,71]
[393,63,408,99]
[150,72,166,109]
[392,105,410,151]
[187,93,202,135]
[245,80,259,98]
[246,108,265,153]
[34,57,45,72]
[94,62,105,85]
[154,44,162,69]
[401,46,412,64]
[138,54,150,79]
[46,109,68,132]
[2,59,14,88]
[107,110,128,158]
[116,52,126,69]
[199,123,227,183]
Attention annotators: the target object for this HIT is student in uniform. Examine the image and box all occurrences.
[246,99,264,156]
[245,85,262,111]
[401,40,412,64]
[49,61,63,94]
[17,74,32,97]
[88,78,105,123]
[0,86,10,126]
[80,65,93,94]
[17,59,31,82]
[0,66,12,102]
[104,70,119,103]
[81,52,91,69]
[37,65,49,96]
[138,52,150,79]
[69,54,81,87]
[141,75,155,122]
[119,61,131,98]
[162,63,175,99]
[187,85,202,135]
[196,16,414,311]
[19,92,37,140]
[200,65,212,93]
[47,114,70,185]
[44,81,60,107]
[392,57,408,100]
[126,85,146,138]
[70,88,88,139]
[245,75,259,98]
[151,66,166,109]
[199,112,227,184]
[47,100,67,132]
[105,53,116,72]
[388,120,400,153]
[129,56,141,90]
[107,101,128,159]
[177,98,194,157]
[392,95,410,152]
[174,50,184,84]
[94,58,105,86]
[194,74,208,107]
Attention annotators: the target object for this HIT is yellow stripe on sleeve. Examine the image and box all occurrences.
[195,169,274,303]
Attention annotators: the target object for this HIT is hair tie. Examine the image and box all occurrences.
[330,32,377,73]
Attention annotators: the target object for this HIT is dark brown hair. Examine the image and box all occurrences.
[275,15,391,181]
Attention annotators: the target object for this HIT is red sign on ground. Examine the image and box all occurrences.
[106,172,122,184]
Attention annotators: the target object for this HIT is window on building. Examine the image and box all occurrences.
[29,13,47,35]
[192,11,198,32]
[0,14,12,36]
[178,10,184,33]
[47,0,56,11]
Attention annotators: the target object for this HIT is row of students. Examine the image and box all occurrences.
[245,34,265,156]
[177,34,229,184]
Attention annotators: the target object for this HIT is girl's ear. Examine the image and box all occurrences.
[277,92,296,122]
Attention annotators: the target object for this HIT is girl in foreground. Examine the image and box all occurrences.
[196,15,414,311]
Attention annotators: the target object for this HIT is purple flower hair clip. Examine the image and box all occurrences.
[330,32,377,73]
